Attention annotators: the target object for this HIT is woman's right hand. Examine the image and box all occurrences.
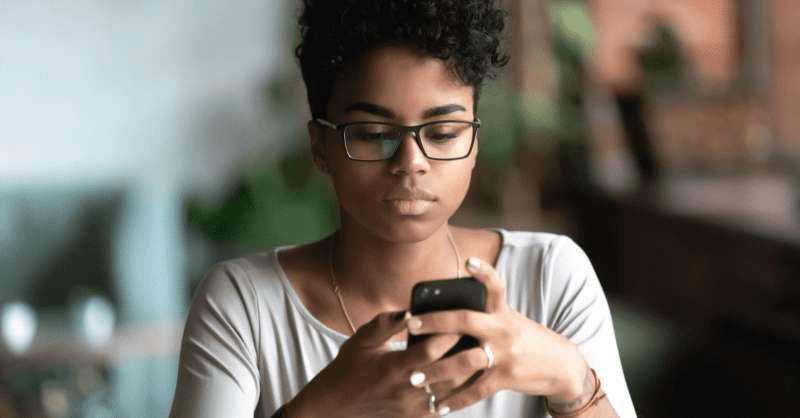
[283,310,462,418]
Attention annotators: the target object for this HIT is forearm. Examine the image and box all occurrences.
[280,372,339,418]
[546,367,620,418]
[550,396,619,418]
[579,397,620,418]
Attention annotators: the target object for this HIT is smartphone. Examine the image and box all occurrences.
[407,277,486,356]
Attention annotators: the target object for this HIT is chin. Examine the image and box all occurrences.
[342,208,453,244]
[378,219,442,244]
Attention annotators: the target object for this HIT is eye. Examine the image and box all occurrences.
[428,131,458,142]
[347,123,395,141]
[423,123,469,143]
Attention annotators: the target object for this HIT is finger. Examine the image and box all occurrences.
[429,380,456,400]
[408,309,494,342]
[405,333,462,371]
[436,369,499,415]
[413,346,489,389]
[465,257,506,313]
[352,310,410,348]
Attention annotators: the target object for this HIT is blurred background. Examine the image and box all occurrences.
[1,0,798,416]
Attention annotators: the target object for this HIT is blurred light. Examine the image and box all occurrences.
[1,301,37,354]
[73,295,116,348]
[41,381,70,418]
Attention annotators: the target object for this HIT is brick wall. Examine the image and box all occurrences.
[588,0,800,170]
[649,96,770,171]
[588,0,738,93]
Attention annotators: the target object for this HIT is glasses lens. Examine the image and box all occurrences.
[420,122,475,159]
[344,123,400,160]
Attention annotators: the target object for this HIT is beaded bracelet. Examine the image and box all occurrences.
[545,368,606,418]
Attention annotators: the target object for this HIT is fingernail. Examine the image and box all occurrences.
[408,317,422,330]
[467,257,481,270]
[438,405,451,416]
[409,371,426,387]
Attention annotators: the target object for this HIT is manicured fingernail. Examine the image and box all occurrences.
[409,371,426,386]
[438,405,451,416]
[467,257,481,270]
[408,317,422,330]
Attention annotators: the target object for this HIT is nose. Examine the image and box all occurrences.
[388,134,430,175]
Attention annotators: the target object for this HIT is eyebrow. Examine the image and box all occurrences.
[345,102,395,118]
[423,104,467,118]
[344,102,467,119]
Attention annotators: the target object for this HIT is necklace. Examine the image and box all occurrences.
[328,227,462,335]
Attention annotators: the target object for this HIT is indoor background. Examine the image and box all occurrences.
[1,0,798,417]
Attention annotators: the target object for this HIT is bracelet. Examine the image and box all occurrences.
[545,368,606,418]
[270,405,287,418]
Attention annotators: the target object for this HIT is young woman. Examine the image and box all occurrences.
[170,1,636,417]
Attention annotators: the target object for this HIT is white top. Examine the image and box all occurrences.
[170,230,637,418]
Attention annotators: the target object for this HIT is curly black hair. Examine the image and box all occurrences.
[295,0,509,119]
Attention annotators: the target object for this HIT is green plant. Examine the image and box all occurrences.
[186,148,337,253]
[185,71,338,259]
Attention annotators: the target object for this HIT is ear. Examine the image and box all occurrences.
[308,120,329,174]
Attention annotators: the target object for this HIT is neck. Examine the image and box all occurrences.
[330,221,461,310]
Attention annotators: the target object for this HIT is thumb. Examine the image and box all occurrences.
[350,310,410,348]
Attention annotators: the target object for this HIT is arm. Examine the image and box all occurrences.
[542,237,635,418]
[169,263,261,418]
[545,365,619,418]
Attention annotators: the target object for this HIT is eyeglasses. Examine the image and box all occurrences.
[315,118,480,161]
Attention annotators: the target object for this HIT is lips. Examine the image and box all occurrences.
[383,189,437,216]
[383,188,437,202]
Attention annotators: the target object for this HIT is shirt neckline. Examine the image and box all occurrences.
[271,228,509,347]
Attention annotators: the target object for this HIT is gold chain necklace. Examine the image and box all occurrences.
[328,227,462,335]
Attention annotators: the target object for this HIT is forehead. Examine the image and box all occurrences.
[327,47,474,121]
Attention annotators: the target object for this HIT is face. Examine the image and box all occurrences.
[310,46,478,243]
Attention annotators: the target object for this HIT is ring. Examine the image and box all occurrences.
[424,384,436,413]
[427,392,437,414]
[482,343,495,369]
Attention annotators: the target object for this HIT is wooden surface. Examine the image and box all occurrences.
[576,172,800,339]
[0,320,182,371]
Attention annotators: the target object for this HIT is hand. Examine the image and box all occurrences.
[405,257,589,414]
[285,310,463,418]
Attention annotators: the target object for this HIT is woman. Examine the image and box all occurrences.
[170,0,636,417]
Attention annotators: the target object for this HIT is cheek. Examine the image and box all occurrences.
[441,163,474,207]
[328,165,378,207]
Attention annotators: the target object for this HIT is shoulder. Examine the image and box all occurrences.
[173,252,287,417]
[454,228,592,280]
[499,229,596,292]
[494,230,600,320]
[195,251,284,303]
[496,229,590,270]
[182,249,292,361]
[187,250,290,337]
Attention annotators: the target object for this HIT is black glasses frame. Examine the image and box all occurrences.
[315,118,481,162]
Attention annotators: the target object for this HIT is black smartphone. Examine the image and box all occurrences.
[407,277,486,356]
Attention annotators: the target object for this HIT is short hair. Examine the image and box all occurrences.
[295,0,510,119]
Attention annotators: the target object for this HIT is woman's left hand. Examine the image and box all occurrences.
[406,257,589,414]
